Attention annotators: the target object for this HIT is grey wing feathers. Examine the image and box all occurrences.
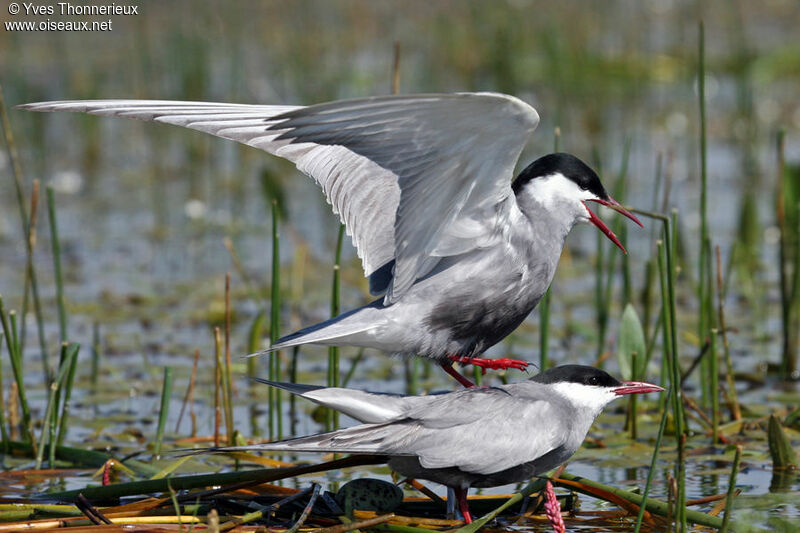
[235,384,569,476]
[17,99,398,278]
[199,423,418,456]
[255,379,412,424]
[272,93,539,302]
[20,93,539,303]
[251,378,324,396]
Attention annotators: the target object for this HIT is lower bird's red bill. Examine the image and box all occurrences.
[612,381,665,395]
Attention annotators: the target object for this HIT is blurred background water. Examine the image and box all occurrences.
[1,1,799,530]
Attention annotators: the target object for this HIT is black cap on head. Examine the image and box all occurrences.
[530,365,622,388]
[512,153,608,199]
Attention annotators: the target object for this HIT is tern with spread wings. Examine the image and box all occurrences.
[20,94,642,385]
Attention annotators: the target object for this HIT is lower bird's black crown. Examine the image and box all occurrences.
[530,364,622,388]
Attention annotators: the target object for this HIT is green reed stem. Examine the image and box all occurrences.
[154,366,174,458]
[554,472,721,529]
[289,345,299,436]
[0,331,9,450]
[539,289,550,371]
[697,21,716,410]
[46,186,68,342]
[37,342,78,469]
[0,298,34,443]
[595,227,607,363]
[720,445,742,533]
[776,130,799,378]
[269,199,282,440]
[247,310,266,380]
[633,386,672,533]
[342,349,365,388]
[24,181,50,382]
[0,88,49,382]
[90,322,100,390]
[55,339,79,448]
[224,273,234,445]
[629,351,638,439]
[669,210,687,533]
[710,328,720,444]
[328,224,345,430]
[539,128,560,371]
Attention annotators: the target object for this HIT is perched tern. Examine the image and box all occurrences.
[199,365,664,523]
[20,94,642,385]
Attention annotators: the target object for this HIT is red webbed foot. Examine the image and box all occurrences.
[448,354,532,373]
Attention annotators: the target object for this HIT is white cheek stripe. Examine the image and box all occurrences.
[550,381,617,412]
[526,173,597,211]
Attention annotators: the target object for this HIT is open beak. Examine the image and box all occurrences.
[612,381,665,396]
[582,196,644,255]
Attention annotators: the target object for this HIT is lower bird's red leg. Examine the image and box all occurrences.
[448,354,532,373]
[455,487,473,524]
[440,362,476,388]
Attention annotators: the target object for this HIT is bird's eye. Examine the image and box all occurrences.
[587,376,599,385]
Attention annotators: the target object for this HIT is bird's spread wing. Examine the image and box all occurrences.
[269,93,539,302]
[20,93,538,302]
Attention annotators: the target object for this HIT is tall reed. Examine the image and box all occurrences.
[697,21,716,408]
[539,127,560,370]
[46,186,68,343]
[154,366,174,458]
[776,130,799,378]
[328,224,345,430]
[0,86,49,381]
[0,298,34,443]
[269,199,283,439]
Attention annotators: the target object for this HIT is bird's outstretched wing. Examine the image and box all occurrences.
[19,93,539,302]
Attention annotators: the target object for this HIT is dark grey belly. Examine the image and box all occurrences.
[388,445,567,489]
[424,293,539,358]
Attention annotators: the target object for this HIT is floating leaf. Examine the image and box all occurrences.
[617,304,646,381]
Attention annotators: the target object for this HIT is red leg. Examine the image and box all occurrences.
[448,354,532,372]
[441,362,476,388]
[455,487,473,524]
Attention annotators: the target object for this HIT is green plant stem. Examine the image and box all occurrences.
[328,224,345,430]
[55,340,79,448]
[0,331,9,450]
[154,366,174,458]
[720,446,742,533]
[11,440,157,476]
[697,21,713,411]
[91,322,100,390]
[46,186,68,343]
[224,273,235,445]
[539,289,550,370]
[37,343,78,469]
[38,454,388,502]
[269,199,281,440]
[0,303,34,443]
[633,388,672,533]
[554,473,721,529]
[669,210,687,533]
[710,329,720,444]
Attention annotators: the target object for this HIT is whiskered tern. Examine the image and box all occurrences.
[20,94,642,385]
